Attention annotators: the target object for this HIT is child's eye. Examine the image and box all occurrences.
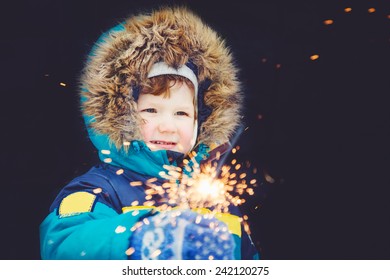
[176,111,189,116]
[141,108,157,113]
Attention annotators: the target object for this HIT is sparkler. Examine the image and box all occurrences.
[154,156,256,214]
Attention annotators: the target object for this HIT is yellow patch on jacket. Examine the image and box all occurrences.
[59,192,96,216]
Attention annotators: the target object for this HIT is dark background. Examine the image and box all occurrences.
[1,0,389,259]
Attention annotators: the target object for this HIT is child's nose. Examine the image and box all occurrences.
[157,116,177,133]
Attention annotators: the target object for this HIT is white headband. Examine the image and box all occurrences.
[147,62,199,152]
[147,62,198,96]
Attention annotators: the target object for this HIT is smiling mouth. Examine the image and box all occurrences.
[150,140,177,145]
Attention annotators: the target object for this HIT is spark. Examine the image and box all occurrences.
[344,7,352,13]
[116,169,124,175]
[150,249,162,258]
[246,188,254,195]
[143,201,155,207]
[143,218,150,225]
[368,8,376,13]
[60,82,66,87]
[195,215,202,224]
[115,226,126,234]
[243,221,251,235]
[103,158,112,163]
[130,181,142,187]
[146,177,157,184]
[130,221,144,232]
[125,247,135,256]
[101,150,110,155]
[131,200,139,206]
[310,54,320,61]
[264,172,275,183]
[323,19,334,25]
[93,188,102,194]
[228,180,237,186]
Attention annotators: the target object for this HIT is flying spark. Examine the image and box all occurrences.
[323,19,334,25]
[310,54,320,61]
[125,247,135,256]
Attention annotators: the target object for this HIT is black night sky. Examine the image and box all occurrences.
[1,0,389,260]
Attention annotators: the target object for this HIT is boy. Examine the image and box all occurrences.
[40,6,259,260]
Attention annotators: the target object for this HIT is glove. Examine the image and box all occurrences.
[129,209,235,260]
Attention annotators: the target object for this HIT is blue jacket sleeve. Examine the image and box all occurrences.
[40,200,151,259]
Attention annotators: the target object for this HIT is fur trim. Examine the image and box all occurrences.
[80,6,243,149]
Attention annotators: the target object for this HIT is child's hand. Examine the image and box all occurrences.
[129,210,235,260]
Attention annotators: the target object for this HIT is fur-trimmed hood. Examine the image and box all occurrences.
[81,6,242,150]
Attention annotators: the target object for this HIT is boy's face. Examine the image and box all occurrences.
[137,81,195,154]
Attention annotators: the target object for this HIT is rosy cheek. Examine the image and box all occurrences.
[139,123,150,140]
